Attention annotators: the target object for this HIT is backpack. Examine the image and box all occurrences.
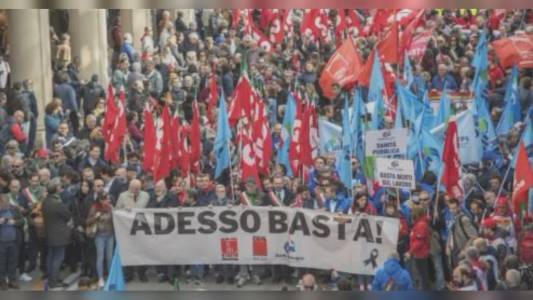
[519,229,533,264]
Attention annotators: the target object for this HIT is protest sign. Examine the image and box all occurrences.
[113,207,400,275]
[375,157,416,190]
[365,128,409,157]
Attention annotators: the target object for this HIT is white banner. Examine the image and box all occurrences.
[113,207,400,275]
[375,158,416,190]
[365,128,409,157]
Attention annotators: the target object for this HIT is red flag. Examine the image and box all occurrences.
[492,34,533,69]
[207,73,218,125]
[400,10,426,58]
[308,103,320,161]
[240,125,260,186]
[259,9,276,30]
[104,89,127,163]
[269,10,287,44]
[357,48,375,87]
[512,142,533,216]
[289,102,305,175]
[170,113,181,169]
[300,9,329,41]
[346,10,362,32]
[319,38,364,99]
[249,21,273,52]
[179,124,191,177]
[378,13,399,64]
[441,120,463,198]
[406,30,433,64]
[334,10,347,46]
[153,106,172,182]
[102,84,116,141]
[368,9,393,36]
[190,102,202,173]
[252,100,272,175]
[142,104,156,172]
[229,75,253,126]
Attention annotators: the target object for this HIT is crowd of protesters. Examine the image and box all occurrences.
[0,9,532,291]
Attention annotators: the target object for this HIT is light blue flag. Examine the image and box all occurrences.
[369,51,385,130]
[435,90,452,126]
[404,53,414,88]
[104,246,125,291]
[319,119,342,155]
[396,80,430,125]
[277,93,297,176]
[457,109,483,164]
[368,50,385,103]
[214,93,232,178]
[496,66,521,136]
[407,110,426,180]
[351,88,367,166]
[420,128,443,176]
[471,29,489,93]
[394,104,403,129]
[421,90,436,129]
[472,89,497,152]
[524,118,533,159]
[338,96,353,191]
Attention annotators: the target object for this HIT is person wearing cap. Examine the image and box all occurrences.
[42,178,72,289]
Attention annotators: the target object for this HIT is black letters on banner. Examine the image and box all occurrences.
[353,218,374,243]
[177,211,196,234]
[130,213,152,235]
[311,215,330,238]
[289,211,310,236]
[240,210,260,233]
[198,211,217,234]
[154,213,175,235]
[219,210,238,233]
[333,216,352,240]
[268,210,288,233]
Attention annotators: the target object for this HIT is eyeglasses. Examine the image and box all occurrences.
[420,198,430,202]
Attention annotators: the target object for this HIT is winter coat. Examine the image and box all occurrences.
[372,257,414,291]
[409,215,431,258]
[42,193,72,247]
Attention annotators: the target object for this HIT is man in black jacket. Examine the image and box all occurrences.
[0,193,24,290]
[42,178,72,289]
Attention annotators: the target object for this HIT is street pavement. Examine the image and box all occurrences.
[16,267,317,291]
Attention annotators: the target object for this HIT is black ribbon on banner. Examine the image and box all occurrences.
[364,249,379,269]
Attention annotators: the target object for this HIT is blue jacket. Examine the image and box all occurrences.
[372,257,413,291]
[45,113,62,147]
[324,195,352,214]
[54,83,78,112]
[431,74,458,91]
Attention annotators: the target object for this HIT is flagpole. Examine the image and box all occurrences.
[227,141,237,204]
[494,161,513,208]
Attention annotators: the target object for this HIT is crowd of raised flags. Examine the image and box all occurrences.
[71,8,533,290]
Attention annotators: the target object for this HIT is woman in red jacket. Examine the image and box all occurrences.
[407,206,431,290]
